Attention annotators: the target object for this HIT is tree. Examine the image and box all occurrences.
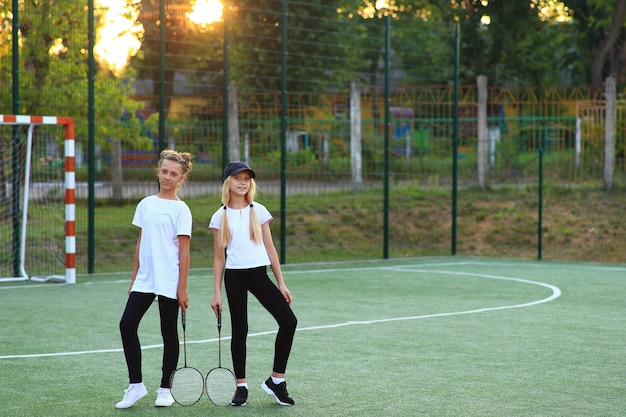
[562,0,626,89]
[134,0,224,109]
[441,0,574,86]
[226,0,359,94]
[334,0,576,87]
[0,0,146,149]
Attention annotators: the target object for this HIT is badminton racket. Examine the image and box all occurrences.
[205,311,236,406]
[169,310,204,406]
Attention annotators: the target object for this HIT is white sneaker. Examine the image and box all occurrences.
[155,387,175,407]
[115,383,148,409]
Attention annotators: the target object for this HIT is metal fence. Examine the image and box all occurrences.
[1,1,624,275]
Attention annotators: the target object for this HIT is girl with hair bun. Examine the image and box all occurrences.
[116,149,193,409]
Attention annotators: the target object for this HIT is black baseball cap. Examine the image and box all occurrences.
[222,161,256,181]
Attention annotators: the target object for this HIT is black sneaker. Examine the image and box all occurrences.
[261,377,294,406]
[231,386,248,406]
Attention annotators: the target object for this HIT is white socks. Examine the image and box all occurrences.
[271,376,285,384]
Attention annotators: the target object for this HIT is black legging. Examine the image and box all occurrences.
[119,292,180,388]
[224,266,297,379]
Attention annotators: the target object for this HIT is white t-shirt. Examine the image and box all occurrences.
[131,195,192,299]
[209,202,272,269]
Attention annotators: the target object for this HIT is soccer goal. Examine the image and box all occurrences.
[0,115,76,284]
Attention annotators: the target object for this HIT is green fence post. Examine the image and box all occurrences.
[280,0,288,263]
[451,24,460,256]
[158,0,166,153]
[11,0,20,277]
[383,15,391,260]
[11,0,18,113]
[538,137,544,260]
[222,7,229,168]
[88,0,96,273]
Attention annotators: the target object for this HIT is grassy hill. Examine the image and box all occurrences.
[77,184,625,274]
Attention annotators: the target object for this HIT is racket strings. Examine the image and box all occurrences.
[205,367,237,407]
[170,367,205,406]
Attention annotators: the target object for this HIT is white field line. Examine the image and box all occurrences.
[0,264,562,360]
[1,260,623,291]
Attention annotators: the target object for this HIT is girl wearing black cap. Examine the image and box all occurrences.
[209,161,297,407]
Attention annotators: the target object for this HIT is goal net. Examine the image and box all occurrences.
[0,115,76,284]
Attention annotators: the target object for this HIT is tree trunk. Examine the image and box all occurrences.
[590,0,626,88]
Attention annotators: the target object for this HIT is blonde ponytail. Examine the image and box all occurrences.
[249,204,262,244]
[218,206,230,248]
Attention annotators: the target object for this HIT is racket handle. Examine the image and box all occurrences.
[217,311,222,332]
[181,310,186,331]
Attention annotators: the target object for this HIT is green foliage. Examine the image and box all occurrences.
[0,0,148,148]
[390,14,457,85]
[227,0,363,93]
[455,0,577,86]
[267,148,318,171]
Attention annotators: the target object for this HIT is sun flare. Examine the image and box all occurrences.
[93,0,223,75]
[94,0,143,77]
[186,0,223,28]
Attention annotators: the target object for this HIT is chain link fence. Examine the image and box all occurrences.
[1,1,624,274]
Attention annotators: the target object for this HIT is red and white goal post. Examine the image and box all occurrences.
[0,115,76,284]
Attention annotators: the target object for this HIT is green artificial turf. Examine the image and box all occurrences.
[0,257,624,416]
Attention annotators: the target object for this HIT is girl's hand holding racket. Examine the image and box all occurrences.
[210,295,222,317]
[177,288,189,311]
